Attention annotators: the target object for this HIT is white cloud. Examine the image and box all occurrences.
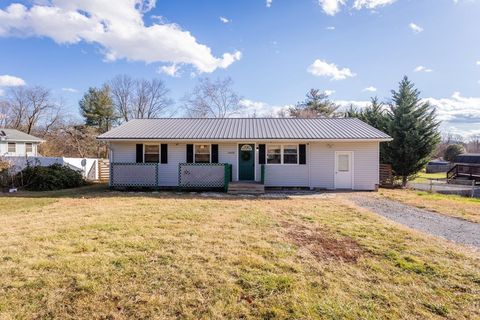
[307,59,356,80]
[409,22,424,33]
[0,74,26,87]
[353,0,397,9]
[219,16,229,24]
[424,92,480,137]
[318,0,346,15]
[158,64,180,77]
[414,65,433,73]
[324,90,335,96]
[476,61,480,66]
[0,1,241,73]
[239,99,286,116]
[61,87,78,93]
[266,0,273,8]
[326,26,335,30]
[335,99,371,109]
[363,86,377,92]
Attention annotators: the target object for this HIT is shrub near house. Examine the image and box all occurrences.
[16,164,85,191]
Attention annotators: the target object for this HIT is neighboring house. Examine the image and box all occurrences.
[97,118,392,191]
[0,129,43,157]
[454,154,480,165]
[426,159,452,173]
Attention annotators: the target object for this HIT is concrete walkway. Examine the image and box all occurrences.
[341,193,480,249]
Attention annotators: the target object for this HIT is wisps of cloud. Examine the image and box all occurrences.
[0,74,26,87]
[0,1,241,73]
[353,0,397,9]
[409,22,424,33]
[239,99,286,116]
[318,0,397,15]
[414,65,433,73]
[363,86,377,92]
[61,87,78,93]
[307,59,356,80]
[158,64,180,77]
[319,0,346,15]
[266,0,273,8]
[326,26,336,30]
[219,16,230,24]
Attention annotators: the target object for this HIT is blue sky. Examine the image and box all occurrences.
[0,0,479,136]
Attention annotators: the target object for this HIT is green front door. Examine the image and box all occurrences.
[238,144,255,181]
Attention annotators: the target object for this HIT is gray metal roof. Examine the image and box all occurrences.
[97,118,391,141]
[0,129,43,142]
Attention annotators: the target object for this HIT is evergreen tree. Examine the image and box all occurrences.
[444,144,465,162]
[386,76,440,187]
[79,86,116,133]
[345,97,389,163]
[289,89,339,118]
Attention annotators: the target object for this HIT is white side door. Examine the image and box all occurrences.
[335,151,353,189]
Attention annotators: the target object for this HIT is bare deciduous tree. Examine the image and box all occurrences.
[183,77,243,118]
[109,75,172,121]
[110,74,134,122]
[1,86,61,135]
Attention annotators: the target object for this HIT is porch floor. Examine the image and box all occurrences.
[228,181,265,195]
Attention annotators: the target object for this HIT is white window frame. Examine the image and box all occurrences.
[7,142,16,154]
[194,144,211,164]
[144,144,160,163]
[266,144,299,165]
[25,143,33,153]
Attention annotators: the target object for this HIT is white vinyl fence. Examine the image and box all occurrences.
[3,156,100,181]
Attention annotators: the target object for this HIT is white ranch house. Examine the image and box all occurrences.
[98,118,392,192]
[0,129,42,157]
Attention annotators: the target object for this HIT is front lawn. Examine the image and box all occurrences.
[411,171,446,183]
[0,186,478,319]
[379,188,480,223]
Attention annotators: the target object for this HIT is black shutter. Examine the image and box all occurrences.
[161,144,168,164]
[211,144,219,163]
[186,144,193,163]
[299,144,307,165]
[136,144,143,163]
[259,144,266,164]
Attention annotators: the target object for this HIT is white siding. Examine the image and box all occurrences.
[310,141,379,190]
[0,141,39,156]
[262,145,310,187]
[158,143,185,186]
[110,142,238,187]
[218,143,237,182]
[110,140,380,190]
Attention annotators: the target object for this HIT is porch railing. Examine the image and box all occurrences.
[178,163,231,191]
[110,163,158,188]
[109,162,232,191]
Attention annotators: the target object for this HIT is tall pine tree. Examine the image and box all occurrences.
[386,76,440,187]
[345,97,390,163]
[79,85,116,133]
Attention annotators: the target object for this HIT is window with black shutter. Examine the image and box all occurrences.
[136,144,143,163]
[161,144,168,164]
[186,144,194,163]
[299,144,307,165]
[258,144,266,164]
[211,144,219,163]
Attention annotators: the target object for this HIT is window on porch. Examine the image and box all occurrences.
[144,145,159,163]
[195,144,211,163]
[266,144,299,164]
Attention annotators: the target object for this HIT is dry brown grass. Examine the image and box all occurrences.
[378,188,480,223]
[0,185,479,319]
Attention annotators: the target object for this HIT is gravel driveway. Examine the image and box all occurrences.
[340,193,480,249]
